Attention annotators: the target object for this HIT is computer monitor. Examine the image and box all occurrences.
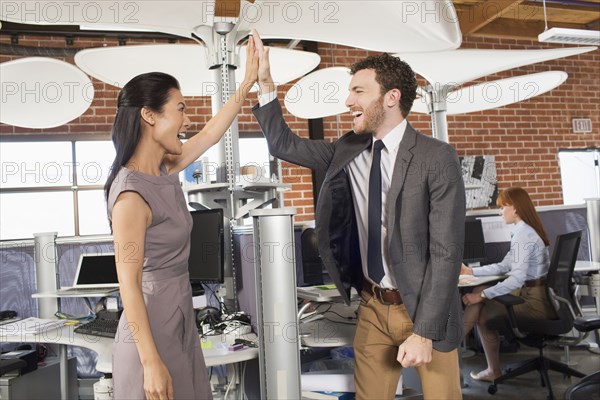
[188,208,224,296]
[464,219,486,264]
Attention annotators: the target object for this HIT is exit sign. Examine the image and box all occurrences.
[572,118,592,133]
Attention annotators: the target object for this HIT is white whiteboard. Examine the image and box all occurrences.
[558,149,600,205]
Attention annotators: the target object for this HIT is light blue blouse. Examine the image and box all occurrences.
[473,220,550,299]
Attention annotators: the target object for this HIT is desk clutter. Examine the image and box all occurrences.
[195,308,252,337]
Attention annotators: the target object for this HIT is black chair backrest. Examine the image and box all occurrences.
[546,230,583,324]
[300,228,324,286]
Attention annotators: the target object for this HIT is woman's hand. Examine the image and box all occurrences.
[462,291,485,306]
[461,263,473,275]
[143,359,174,400]
[251,28,275,94]
[242,33,259,86]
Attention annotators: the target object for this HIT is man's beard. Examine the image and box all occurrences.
[354,96,385,134]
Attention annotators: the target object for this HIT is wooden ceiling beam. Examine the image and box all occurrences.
[457,0,527,35]
[587,18,600,29]
[214,0,255,18]
[472,17,590,40]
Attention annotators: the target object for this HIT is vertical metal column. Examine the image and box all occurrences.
[210,22,240,310]
[250,208,301,400]
[33,232,59,318]
[33,231,68,399]
[424,84,452,143]
[587,198,600,263]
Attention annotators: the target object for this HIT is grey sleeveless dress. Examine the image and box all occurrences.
[107,166,212,399]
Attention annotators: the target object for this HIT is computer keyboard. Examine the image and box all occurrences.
[74,318,119,338]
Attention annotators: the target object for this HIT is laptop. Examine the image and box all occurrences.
[56,253,119,295]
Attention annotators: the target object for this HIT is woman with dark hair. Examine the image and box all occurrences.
[105,35,259,399]
[461,186,556,382]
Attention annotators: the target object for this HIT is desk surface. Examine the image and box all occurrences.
[32,289,119,298]
[297,285,358,302]
[0,323,257,373]
[574,260,600,272]
[458,275,505,288]
[300,302,357,348]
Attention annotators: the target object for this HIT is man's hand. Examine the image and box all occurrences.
[251,28,275,94]
[396,333,433,368]
[242,33,259,87]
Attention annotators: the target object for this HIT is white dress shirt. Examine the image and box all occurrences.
[346,121,407,289]
[259,90,407,289]
[474,220,550,299]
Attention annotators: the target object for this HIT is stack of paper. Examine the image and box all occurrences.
[0,317,66,336]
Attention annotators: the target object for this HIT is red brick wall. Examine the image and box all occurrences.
[1,34,599,221]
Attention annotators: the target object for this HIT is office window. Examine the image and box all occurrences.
[196,136,271,181]
[78,190,111,236]
[0,139,112,241]
[1,142,72,188]
[0,191,75,240]
[75,141,116,186]
[240,137,272,179]
[0,135,269,240]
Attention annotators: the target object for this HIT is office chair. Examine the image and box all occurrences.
[486,230,586,400]
[564,316,600,400]
[300,228,324,286]
[0,359,27,376]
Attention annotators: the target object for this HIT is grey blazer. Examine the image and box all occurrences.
[253,100,466,351]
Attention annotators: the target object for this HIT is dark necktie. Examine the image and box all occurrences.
[368,140,385,283]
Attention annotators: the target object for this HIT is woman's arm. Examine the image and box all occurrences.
[165,36,259,174]
[482,235,541,299]
[472,250,513,276]
[112,191,173,400]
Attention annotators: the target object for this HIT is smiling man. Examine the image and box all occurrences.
[252,32,465,400]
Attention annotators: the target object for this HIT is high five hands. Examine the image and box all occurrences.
[251,28,275,94]
[243,31,259,87]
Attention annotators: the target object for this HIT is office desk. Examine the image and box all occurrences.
[299,302,358,348]
[1,323,258,399]
[574,260,600,272]
[458,275,505,288]
[574,260,600,316]
[0,325,258,372]
[201,332,259,367]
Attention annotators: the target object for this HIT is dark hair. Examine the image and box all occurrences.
[104,72,180,201]
[497,187,550,246]
[350,53,418,118]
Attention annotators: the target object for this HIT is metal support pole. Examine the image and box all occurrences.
[586,198,600,263]
[33,232,59,318]
[251,208,301,400]
[210,22,240,310]
[33,232,68,399]
[424,84,452,143]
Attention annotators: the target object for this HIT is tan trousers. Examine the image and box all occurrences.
[354,291,462,400]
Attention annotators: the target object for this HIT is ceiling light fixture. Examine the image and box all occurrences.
[538,0,600,45]
[539,27,600,45]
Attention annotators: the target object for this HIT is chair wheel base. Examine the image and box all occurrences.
[488,384,497,395]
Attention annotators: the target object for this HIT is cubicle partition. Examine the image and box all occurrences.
[0,237,113,379]
[467,204,591,265]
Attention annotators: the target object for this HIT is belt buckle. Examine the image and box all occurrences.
[375,286,394,306]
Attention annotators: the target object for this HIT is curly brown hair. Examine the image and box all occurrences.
[350,54,418,118]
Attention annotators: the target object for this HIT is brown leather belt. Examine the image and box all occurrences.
[363,278,403,305]
[524,278,546,287]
